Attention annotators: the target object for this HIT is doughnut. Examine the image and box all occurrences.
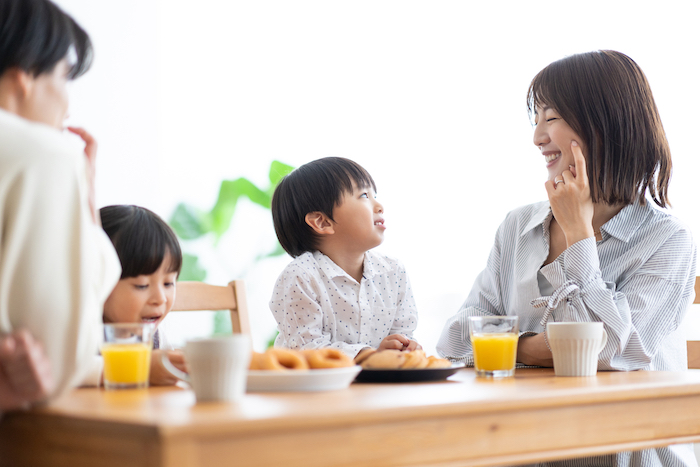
[354,348,377,365]
[249,351,266,370]
[302,348,354,369]
[426,355,452,369]
[261,348,309,371]
[361,349,406,369]
[401,350,429,369]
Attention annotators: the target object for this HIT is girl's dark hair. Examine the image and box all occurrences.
[0,0,93,79]
[527,50,671,208]
[271,157,377,257]
[100,205,182,279]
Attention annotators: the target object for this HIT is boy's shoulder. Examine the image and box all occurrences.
[280,251,322,277]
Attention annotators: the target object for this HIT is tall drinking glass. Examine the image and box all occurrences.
[469,316,519,378]
[102,323,155,390]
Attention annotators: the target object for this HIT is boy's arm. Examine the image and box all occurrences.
[270,271,368,358]
[388,266,419,340]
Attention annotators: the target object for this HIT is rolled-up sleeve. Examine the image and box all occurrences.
[557,230,696,371]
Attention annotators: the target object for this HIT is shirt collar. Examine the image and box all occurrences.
[518,199,652,243]
[520,202,552,237]
[312,250,391,282]
[600,201,652,243]
[362,250,393,279]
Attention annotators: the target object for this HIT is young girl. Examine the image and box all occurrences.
[81,205,186,386]
[270,157,420,358]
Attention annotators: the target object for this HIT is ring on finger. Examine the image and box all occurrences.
[555,178,564,185]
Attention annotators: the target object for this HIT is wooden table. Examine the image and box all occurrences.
[3,368,700,467]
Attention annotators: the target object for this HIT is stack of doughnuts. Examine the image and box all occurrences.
[249,348,355,370]
[355,349,452,370]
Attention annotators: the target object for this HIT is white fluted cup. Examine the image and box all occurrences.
[162,335,251,402]
[546,322,607,377]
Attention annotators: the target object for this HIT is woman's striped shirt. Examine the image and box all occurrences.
[437,200,697,467]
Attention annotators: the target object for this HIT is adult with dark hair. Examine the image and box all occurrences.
[0,0,121,410]
[437,50,696,466]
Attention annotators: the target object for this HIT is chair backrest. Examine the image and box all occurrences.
[687,277,700,369]
[171,280,251,335]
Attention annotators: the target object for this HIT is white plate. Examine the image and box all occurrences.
[246,365,362,392]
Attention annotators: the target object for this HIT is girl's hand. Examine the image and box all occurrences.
[66,127,98,224]
[545,141,595,247]
[149,350,187,386]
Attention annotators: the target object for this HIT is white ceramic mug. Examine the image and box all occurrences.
[162,334,251,402]
[546,322,608,377]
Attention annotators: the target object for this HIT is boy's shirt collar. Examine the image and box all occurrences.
[312,250,392,283]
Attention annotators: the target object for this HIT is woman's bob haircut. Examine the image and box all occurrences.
[272,157,377,258]
[0,0,93,79]
[527,50,671,208]
[100,205,183,279]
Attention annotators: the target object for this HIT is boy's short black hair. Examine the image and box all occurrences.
[271,157,377,257]
[0,0,93,79]
[100,205,183,279]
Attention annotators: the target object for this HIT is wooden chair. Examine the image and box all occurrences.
[171,280,251,335]
[687,277,700,369]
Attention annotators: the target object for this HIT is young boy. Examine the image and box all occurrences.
[270,157,420,358]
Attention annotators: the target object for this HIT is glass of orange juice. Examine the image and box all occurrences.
[102,323,155,390]
[469,316,519,378]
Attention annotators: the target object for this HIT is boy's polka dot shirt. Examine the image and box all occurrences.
[270,250,418,357]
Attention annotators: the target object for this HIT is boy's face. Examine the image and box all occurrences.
[331,183,386,252]
[103,252,178,326]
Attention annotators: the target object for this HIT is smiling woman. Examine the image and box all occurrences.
[438,50,697,467]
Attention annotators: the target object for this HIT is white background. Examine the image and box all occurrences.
[54,0,700,353]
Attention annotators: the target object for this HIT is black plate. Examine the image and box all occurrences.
[354,363,465,383]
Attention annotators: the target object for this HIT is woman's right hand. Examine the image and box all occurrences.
[67,127,98,224]
[545,141,595,248]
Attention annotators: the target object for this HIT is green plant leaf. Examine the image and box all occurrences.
[210,178,271,239]
[169,203,210,240]
[268,160,294,186]
[266,330,279,349]
[212,310,233,335]
[178,253,207,281]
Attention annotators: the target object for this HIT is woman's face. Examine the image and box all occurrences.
[22,58,71,129]
[533,105,583,182]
